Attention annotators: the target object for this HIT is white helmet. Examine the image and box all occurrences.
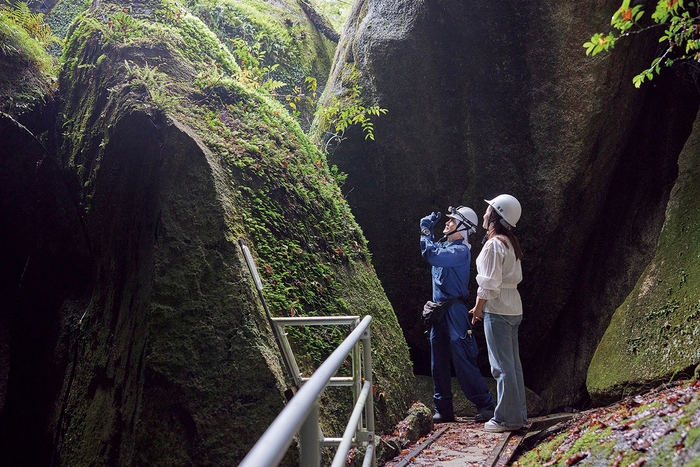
[485,194,521,228]
[446,206,479,234]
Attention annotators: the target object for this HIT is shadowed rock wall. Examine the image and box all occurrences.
[318,0,700,410]
[0,111,90,466]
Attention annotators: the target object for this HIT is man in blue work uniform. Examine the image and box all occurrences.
[420,206,495,423]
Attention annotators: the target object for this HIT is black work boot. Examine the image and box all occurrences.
[433,411,455,423]
[473,408,494,423]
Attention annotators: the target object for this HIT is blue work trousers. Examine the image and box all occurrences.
[484,313,527,428]
[430,303,494,416]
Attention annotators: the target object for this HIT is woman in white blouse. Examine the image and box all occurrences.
[469,194,527,433]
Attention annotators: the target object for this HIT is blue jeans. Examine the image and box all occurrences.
[431,303,494,416]
[484,313,527,428]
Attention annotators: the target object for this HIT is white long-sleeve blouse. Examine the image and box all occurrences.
[475,236,523,316]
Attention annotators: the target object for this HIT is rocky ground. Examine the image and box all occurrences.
[512,379,700,466]
[370,379,700,466]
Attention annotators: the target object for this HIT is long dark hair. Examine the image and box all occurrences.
[486,207,523,260]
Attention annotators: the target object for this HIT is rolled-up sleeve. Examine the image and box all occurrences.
[476,240,504,300]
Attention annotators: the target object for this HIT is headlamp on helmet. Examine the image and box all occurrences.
[446,206,478,235]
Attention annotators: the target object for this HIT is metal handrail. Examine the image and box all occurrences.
[239,315,375,467]
[271,316,363,390]
[331,380,371,467]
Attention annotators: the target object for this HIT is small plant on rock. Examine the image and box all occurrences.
[316,64,387,147]
[231,37,286,93]
[123,60,179,112]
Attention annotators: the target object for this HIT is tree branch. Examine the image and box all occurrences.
[298,0,339,43]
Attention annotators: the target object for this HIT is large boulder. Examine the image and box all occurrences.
[316,0,700,410]
[587,109,700,405]
[0,0,414,464]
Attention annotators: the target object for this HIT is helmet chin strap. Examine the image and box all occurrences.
[439,221,472,243]
[481,232,489,245]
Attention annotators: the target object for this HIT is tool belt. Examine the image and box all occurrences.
[422,298,461,328]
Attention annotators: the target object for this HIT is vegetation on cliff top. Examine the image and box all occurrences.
[0,1,59,115]
[187,0,335,127]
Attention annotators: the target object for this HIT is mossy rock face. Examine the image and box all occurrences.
[587,110,700,406]
[189,0,336,129]
[315,0,700,410]
[0,0,415,464]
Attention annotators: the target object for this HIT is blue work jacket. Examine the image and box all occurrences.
[421,234,471,303]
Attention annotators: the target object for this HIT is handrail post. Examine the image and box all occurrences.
[239,316,374,467]
[300,401,321,467]
[352,317,361,430]
[362,326,376,467]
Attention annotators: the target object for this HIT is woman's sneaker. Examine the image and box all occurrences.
[483,420,508,433]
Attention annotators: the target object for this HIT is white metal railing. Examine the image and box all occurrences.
[238,240,376,467]
[239,314,375,467]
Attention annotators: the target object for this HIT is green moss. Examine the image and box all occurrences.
[0,6,57,115]
[188,0,335,122]
[518,382,700,466]
[517,431,568,465]
[686,425,700,448]
[674,400,700,434]
[571,427,614,454]
[587,118,700,404]
[618,450,645,465]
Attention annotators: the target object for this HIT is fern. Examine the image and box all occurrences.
[231,37,286,92]
[0,1,59,48]
[317,65,387,143]
[123,60,178,112]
